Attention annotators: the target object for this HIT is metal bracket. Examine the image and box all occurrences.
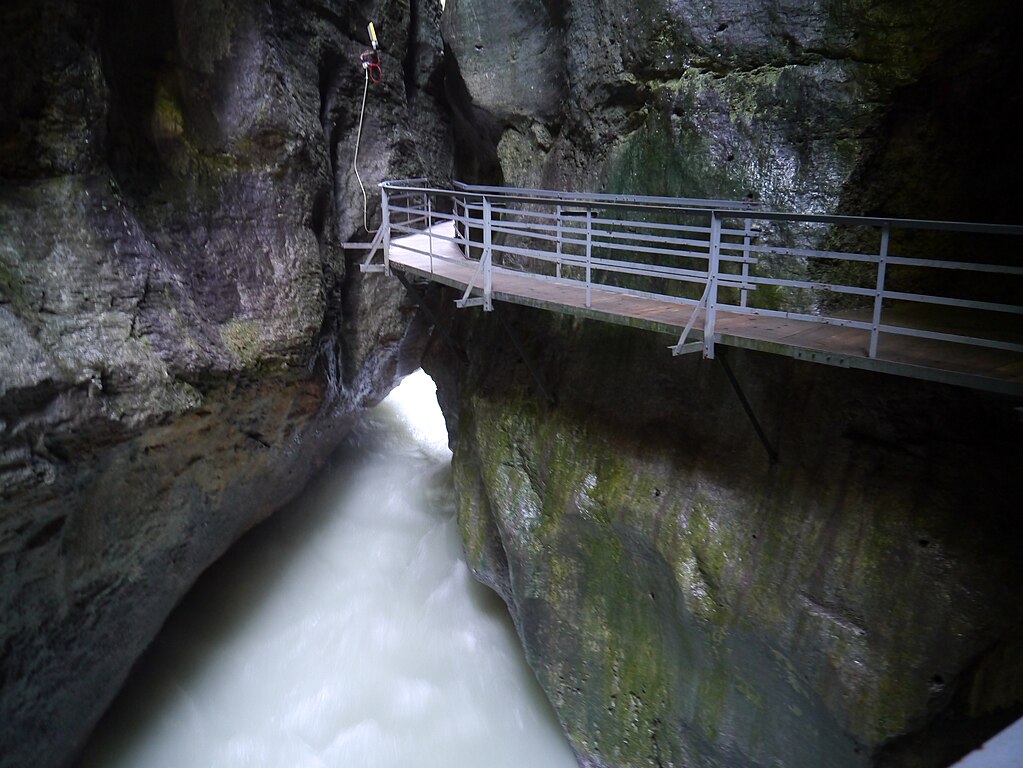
[669,341,704,356]
[456,296,486,309]
[671,282,711,355]
[790,348,852,368]
[343,226,386,273]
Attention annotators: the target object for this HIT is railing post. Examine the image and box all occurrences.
[704,211,721,359]
[454,195,465,254]
[556,204,563,279]
[741,217,752,308]
[381,186,391,276]
[427,194,434,275]
[585,207,593,308]
[483,195,493,311]
[869,223,890,358]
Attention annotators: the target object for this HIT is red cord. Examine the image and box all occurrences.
[361,51,382,84]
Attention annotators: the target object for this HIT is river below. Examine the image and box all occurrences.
[81,371,577,768]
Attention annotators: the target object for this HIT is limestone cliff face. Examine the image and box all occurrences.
[427,307,1023,768]
[4,0,1022,766]
[444,0,1021,223]
[0,2,448,766]
[429,1,1023,766]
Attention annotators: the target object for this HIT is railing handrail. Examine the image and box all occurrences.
[733,209,1023,237]
[373,179,1023,389]
[381,179,759,216]
[380,178,1023,237]
[453,181,761,213]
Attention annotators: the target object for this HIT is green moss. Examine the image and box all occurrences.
[220,319,264,366]
[570,527,676,761]
[449,210,1023,762]
[146,72,274,192]
[693,664,731,737]
[687,496,729,580]
[459,388,887,764]
[453,455,489,571]
[453,313,989,756]
[152,83,185,142]
[0,257,27,311]
[605,109,744,204]
[600,100,812,312]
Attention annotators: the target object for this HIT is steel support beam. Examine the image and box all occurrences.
[717,347,779,463]
[494,308,556,407]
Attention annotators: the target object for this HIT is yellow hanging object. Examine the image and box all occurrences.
[368,22,378,50]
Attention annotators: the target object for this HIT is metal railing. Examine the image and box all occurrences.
[365,179,1023,372]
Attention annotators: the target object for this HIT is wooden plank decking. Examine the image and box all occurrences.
[386,223,1023,396]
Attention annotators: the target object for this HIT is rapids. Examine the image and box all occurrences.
[81,371,576,768]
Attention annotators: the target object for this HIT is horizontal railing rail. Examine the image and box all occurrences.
[368,179,1023,380]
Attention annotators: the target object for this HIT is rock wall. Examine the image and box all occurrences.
[0,2,449,766]
[4,0,1023,766]
[444,0,1022,221]
[425,306,1023,768]
[427,0,1023,766]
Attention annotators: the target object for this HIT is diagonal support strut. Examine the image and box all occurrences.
[494,307,557,408]
[717,347,779,464]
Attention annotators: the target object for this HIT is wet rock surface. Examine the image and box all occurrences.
[4,0,1023,766]
[445,0,1022,222]
[425,307,1023,768]
[429,0,1023,766]
[1,1,448,766]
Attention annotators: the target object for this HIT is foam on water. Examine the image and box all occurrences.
[82,370,576,768]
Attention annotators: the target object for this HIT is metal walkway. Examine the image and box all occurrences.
[351,180,1023,396]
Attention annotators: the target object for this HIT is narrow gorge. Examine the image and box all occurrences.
[1,1,1021,768]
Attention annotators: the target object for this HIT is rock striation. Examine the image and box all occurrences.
[0,1,449,766]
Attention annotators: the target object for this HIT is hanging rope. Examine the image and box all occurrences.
[353,68,374,234]
[353,23,382,234]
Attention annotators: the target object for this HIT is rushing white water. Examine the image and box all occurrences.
[82,371,577,768]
